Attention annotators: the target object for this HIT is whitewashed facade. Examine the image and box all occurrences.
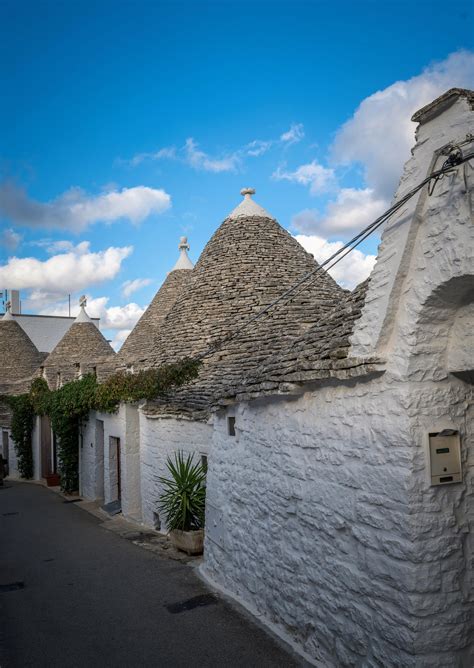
[202,92,474,666]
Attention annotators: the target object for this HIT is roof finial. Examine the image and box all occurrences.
[178,236,190,251]
[240,187,256,199]
[2,300,14,321]
[75,295,92,323]
[171,236,194,271]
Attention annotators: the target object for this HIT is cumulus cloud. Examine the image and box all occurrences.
[295,234,376,289]
[280,123,305,144]
[292,188,388,235]
[273,160,336,194]
[121,278,152,298]
[331,50,474,199]
[0,227,22,251]
[0,242,132,294]
[0,183,171,232]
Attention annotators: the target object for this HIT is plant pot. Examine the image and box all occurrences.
[45,473,61,487]
[169,528,204,555]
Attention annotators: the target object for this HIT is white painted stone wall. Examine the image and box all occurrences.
[140,414,212,530]
[80,404,142,521]
[203,371,473,667]
[203,97,474,667]
[3,429,19,479]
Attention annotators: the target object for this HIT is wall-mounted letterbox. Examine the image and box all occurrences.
[429,430,462,485]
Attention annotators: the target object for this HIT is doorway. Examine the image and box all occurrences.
[40,416,52,477]
[95,419,104,500]
[2,431,9,476]
[109,436,121,502]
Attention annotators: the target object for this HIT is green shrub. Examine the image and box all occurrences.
[158,452,206,531]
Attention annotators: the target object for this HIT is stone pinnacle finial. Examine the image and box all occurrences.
[240,187,256,199]
[79,295,87,309]
[171,235,194,271]
[2,300,13,320]
[178,236,190,251]
[75,295,92,323]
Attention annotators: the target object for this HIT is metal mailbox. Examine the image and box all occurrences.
[429,430,462,485]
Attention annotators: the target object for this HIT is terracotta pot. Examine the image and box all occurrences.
[169,528,204,555]
[45,473,61,487]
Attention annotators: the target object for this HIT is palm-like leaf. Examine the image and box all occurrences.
[158,452,206,531]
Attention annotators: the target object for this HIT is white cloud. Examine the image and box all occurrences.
[124,124,305,173]
[0,243,132,294]
[126,147,176,167]
[280,123,305,144]
[245,139,273,157]
[295,234,376,289]
[121,278,152,298]
[0,228,22,251]
[0,183,171,232]
[110,328,131,351]
[292,188,388,235]
[31,239,91,254]
[273,160,336,194]
[183,138,240,173]
[331,50,474,199]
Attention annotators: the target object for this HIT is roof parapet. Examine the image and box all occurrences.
[411,88,474,125]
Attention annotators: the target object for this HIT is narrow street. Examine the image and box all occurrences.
[0,482,300,668]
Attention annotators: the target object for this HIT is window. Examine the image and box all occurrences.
[201,454,208,472]
[227,416,236,436]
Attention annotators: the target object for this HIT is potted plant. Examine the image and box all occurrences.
[158,451,206,555]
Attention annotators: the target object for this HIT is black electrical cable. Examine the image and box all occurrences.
[196,146,474,362]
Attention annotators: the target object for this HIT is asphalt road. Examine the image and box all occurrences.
[0,482,301,668]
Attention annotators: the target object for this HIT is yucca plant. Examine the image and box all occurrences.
[158,452,206,531]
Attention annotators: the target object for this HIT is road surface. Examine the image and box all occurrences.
[0,481,302,668]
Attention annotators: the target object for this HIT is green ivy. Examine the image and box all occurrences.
[4,358,201,493]
[7,394,35,479]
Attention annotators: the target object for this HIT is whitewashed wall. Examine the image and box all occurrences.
[140,414,212,530]
[203,96,474,667]
[3,429,19,479]
[203,371,473,667]
[80,404,141,521]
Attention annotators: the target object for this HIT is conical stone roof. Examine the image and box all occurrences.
[142,189,346,418]
[116,238,194,368]
[43,301,115,387]
[0,316,45,393]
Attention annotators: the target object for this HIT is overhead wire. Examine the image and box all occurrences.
[196,143,474,362]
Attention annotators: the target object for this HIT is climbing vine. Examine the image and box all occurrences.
[3,358,201,493]
[7,394,35,479]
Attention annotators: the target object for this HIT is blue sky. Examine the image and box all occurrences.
[1,0,473,347]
